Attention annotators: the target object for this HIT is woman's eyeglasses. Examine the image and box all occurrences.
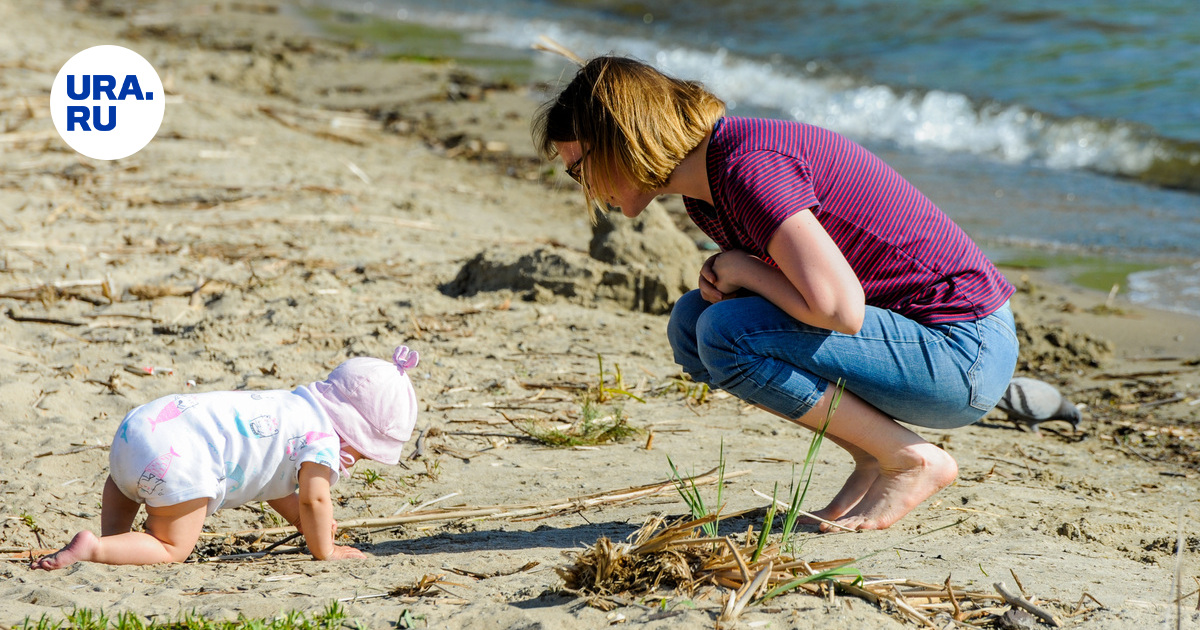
[565,151,587,184]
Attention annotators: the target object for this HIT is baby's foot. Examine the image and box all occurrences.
[29,531,98,570]
[832,444,958,531]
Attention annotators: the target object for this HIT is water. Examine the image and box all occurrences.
[303,0,1200,316]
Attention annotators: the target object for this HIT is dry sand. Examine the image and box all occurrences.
[2,2,1199,628]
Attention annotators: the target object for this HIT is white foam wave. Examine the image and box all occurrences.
[1128,264,1200,318]
[361,3,1163,177]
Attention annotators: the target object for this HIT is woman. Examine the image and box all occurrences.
[533,56,1018,531]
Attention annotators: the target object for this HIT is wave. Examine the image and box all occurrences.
[1128,263,1200,318]
[332,2,1200,194]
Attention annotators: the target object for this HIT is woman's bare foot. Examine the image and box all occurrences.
[830,444,958,531]
[808,459,879,524]
[29,531,99,570]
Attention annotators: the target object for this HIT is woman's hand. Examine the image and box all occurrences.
[700,251,754,302]
[698,254,727,303]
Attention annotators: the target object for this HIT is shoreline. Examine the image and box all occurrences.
[1,2,1198,628]
[298,3,1200,322]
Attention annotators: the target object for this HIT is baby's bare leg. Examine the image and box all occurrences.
[101,476,139,536]
[30,497,208,570]
[786,387,957,531]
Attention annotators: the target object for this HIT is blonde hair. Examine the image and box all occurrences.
[532,56,725,215]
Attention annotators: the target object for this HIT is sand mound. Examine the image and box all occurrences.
[443,202,701,314]
[1015,312,1114,374]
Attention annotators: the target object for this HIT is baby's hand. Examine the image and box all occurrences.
[325,544,367,560]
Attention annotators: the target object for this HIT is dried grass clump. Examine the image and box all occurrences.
[557,529,696,602]
[557,514,1093,627]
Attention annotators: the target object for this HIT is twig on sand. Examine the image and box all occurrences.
[34,444,109,458]
[336,592,469,605]
[1068,592,1107,617]
[258,106,368,145]
[750,488,857,533]
[197,546,305,563]
[445,560,540,580]
[994,581,1061,627]
[203,467,750,538]
[5,309,84,326]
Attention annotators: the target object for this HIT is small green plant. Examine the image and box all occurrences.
[66,608,108,630]
[593,354,645,403]
[751,482,779,563]
[512,402,640,447]
[423,457,442,481]
[18,601,353,630]
[779,378,845,552]
[667,439,726,538]
[665,375,710,405]
[397,608,426,629]
[20,511,46,548]
[112,612,146,630]
[255,502,284,528]
[358,468,383,487]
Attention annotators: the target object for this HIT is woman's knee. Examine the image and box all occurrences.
[667,290,711,377]
[667,291,707,339]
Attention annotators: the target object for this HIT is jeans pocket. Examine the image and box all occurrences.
[967,314,1019,412]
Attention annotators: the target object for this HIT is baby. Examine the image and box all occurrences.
[31,346,420,569]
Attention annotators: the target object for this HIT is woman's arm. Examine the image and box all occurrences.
[709,209,865,334]
[297,462,365,560]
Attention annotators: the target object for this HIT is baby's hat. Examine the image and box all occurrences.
[305,346,419,465]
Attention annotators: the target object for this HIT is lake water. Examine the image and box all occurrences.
[303,0,1200,316]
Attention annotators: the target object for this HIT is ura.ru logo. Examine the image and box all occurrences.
[50,45,166,160]
[64,73,155,131]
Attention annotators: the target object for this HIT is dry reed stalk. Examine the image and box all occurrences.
[994,581,1061,627]
[203,468,748,538]
[750,487,858,533]
[257,106,370,145]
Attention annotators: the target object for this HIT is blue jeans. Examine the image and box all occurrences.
[667,290,1018,429]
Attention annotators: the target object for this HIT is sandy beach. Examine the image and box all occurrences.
[2,2,1199,628]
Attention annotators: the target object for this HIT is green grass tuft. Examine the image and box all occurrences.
[667,439,726,538]
[512,401,640,448]
[18,602,351,630]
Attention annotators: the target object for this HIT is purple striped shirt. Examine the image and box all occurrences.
[685,117,1014,325]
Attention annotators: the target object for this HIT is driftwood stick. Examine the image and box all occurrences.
[5,309,84,326]
[994,581,1061,627]
[204,468,749,538]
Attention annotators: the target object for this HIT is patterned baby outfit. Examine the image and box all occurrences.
[109,387,341,516]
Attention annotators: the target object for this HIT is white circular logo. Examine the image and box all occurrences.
[50,45,165,161]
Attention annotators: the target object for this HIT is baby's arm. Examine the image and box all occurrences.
[297,462,365,560]
[268,492,338,539]
[267,494,301,530]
